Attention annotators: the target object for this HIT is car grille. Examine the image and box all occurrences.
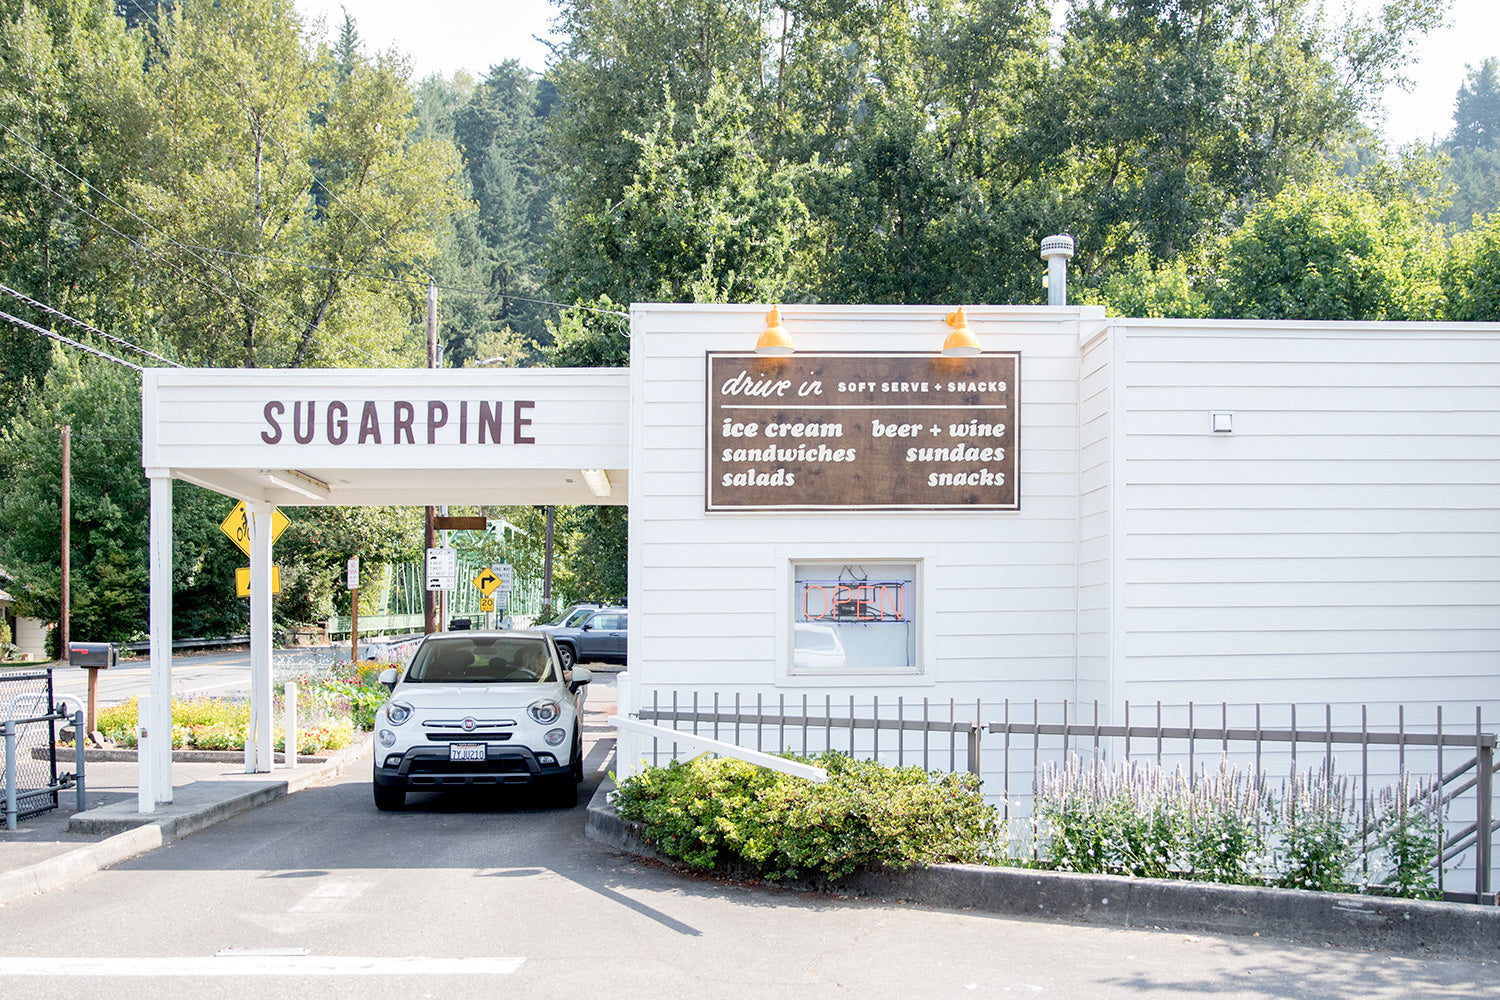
[407,757,531,777]
[422,731,513,742]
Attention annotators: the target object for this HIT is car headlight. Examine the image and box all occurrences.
[377,729,396,748]
[385,700,413,726]
[545,728,566,746]
[528,699,561,725]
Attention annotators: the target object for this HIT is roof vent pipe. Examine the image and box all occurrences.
[1040,234,1075,307]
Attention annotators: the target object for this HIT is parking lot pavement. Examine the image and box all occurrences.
[0,682,618,907]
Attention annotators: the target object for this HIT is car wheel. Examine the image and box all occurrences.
[373,782,405,812]
[571,727,584,782]
[556,644,575,670]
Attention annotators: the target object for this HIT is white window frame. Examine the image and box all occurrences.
[774,547,933,686]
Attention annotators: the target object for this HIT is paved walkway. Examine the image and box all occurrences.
[1,676,618,906]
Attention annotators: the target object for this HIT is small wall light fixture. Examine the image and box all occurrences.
[581,469,612,497]
[1211,411,1234,434]
[755,306,794,355]
[942,307,981,357]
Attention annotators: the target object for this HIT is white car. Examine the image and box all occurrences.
[372,631,592,811]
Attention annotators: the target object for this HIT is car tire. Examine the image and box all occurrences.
[556,644,576,670]
[571,727,584,783]
[373,782,405,812]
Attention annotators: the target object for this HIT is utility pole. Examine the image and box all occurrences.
[424,281,438,634]
[543,506,554,618]
[59,424,70,661]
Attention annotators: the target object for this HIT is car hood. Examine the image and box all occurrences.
[391,682,569,711]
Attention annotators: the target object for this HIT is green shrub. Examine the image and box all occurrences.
[613,752,998,883]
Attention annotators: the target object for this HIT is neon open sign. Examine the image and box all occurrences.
[799,580,909,623]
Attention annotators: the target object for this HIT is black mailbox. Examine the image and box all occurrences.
[69,642,117,668]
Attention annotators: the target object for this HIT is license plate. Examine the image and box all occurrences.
[449,743,486,762]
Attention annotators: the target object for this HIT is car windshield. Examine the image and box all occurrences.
[558,606,595,627]
[404,636,556,683]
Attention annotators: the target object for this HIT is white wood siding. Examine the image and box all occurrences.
[1077,323,1114,709]
[628,305,1099,710]
[1113,321,1500,726]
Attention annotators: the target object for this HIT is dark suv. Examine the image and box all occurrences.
[547,607,627,670]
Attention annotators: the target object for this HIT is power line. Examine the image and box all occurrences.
[0,309,144,373]
[180,243,632,318]
[0,283,183,367]
[0,144,384,368]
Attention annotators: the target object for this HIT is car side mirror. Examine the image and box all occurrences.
[569,666,593,694]
[378,667,399,691]
[580,621,593,630]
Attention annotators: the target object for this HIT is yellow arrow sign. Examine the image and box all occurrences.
[219,502,290,558]
[235,566,282,597]
[473,567,501,596]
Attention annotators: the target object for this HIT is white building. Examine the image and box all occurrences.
[624,304,1499,734]
[138,304,1498,888]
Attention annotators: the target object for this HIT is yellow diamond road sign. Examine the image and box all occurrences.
[220,502,290,558]
[473,567,501,596]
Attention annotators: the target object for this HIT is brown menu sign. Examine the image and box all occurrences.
[706,352,1019,511]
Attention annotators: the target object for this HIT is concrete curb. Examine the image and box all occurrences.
[33,747,329,764]
[584,779,1500,959]
[0,738,370,907]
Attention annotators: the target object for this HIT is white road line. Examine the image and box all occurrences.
[288,879,375,913]
[0,956,525,976]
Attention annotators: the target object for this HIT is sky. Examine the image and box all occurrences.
[294,0,1499,148]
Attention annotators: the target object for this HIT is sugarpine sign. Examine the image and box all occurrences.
[258,398,538,446]
[706,352,1020,510]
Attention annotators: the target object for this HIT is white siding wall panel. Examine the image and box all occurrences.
[1076,326,1115,708]
[629,304,1092,711]
[1115,322,1500,722]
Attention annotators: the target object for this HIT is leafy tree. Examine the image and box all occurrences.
[1443,213,1500,320]
[554,79,810,305]
[272,505,423,631]
[539,295,629,368]
[1452,57,1500,151]
[1209,163,1445,321]
[120,0,467,368]
[544,0,1445,307]
[448,61,555,359]
[0,349,247,647]
[498,505,625,609]
[0,0,153,423]
[1439,59,1500,228]
[1087,251,1209,318]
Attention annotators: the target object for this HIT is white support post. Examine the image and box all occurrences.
[245,499,275,773]
[136,694,154,814]
[145,473,173,806]
[614,671,639,781]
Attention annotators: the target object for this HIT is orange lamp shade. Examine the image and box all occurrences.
[756,306,794,355]
[942,307,980,356]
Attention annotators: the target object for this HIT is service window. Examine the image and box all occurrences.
[792,562,918,673]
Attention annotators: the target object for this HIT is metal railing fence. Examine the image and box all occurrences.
[623,690,1497,904]
[988,699,1495,904]
[636,690,981,774]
